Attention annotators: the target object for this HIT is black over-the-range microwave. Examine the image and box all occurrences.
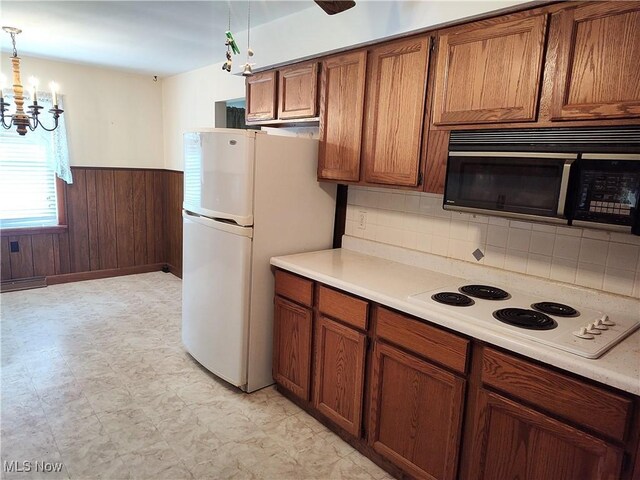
[443,127,640,235]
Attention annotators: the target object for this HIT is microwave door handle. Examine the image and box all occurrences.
[557,159,575,217]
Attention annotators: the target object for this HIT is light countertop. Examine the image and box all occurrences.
[271,248,640,396]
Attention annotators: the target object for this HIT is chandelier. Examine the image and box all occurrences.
[1,26,63,136]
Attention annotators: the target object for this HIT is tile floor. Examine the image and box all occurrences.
[1,272,391,480]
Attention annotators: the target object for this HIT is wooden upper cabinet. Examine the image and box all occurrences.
[278,62,319,120]
[362,37,430,187]
[246,70,277,122]
[468,390,624,480]
[272,296,313,401]
[318,51,367,182]
[432,14,547,125]
[368,342,465,480]
[550,2,640,120]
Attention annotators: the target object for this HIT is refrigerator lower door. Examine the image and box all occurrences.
[182,211,253,389]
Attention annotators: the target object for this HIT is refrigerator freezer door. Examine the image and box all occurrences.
[183,130,255,226]
[182,211,253,388]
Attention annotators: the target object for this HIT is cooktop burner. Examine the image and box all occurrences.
[532,302,579,317]
[459,284,510,300]
[409,283,639,359]
[493,308,558,330]
[431,292,474,307]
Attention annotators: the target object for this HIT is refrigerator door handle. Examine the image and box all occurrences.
[183,210,253,238]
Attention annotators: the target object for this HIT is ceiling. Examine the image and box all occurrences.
[0,1,314,76]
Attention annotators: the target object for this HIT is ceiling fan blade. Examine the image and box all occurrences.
[314,1,356,15]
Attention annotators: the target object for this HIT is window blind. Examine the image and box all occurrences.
[0,129,58,228]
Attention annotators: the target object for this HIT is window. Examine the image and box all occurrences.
[0,129,59,227]
[0,93,71,229]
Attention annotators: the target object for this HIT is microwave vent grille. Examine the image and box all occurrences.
[449,127,640,153]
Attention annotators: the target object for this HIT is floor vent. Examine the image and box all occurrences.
[1,276,47,293]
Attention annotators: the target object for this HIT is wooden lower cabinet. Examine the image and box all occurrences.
[272,270,638,480]
[468,389,625,480]
[272,296,313,401]
[313,315,367,436]
[368,341,465,480]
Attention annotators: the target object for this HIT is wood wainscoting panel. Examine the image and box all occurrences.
[95,169,118,270]
[8,235,34,279]
[85,169,100,271]
[132,171,148,266]
[165,170,183,276]
[53,232,71,275]
[30,234,56,277]
[1,237,11,281]
[65,169,91,273]
[114,170,135,268]
[2,167,182,283]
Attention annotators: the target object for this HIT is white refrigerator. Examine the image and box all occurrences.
[182,129,336,392]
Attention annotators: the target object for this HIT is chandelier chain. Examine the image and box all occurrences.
[10,31,17,57]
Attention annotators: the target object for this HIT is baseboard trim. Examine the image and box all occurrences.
[166,264,182,279]
[1,276,47,293]
[46,263,165,285]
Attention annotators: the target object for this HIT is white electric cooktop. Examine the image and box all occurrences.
[409,283,640,359]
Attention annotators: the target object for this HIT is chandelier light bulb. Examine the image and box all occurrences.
[29,76,39,103]
[49,81,59,106]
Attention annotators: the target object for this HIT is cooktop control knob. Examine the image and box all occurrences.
[593,318,609,330]
[573,327,594,339]
[601,315,615,326]
[586,323,601,335]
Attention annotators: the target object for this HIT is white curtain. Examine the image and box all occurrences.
[1,89,73,184]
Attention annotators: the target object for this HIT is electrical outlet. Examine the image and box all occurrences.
[358,211,367,230]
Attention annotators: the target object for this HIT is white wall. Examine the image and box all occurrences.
[1,55,164,168]
[161,0,527,171]
[346,187,640,298]
[161,63,244,171]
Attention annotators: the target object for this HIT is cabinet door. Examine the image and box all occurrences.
[432,15,547,125]
[273,296,312,400]
[318,51,367,182]
[246,71,277,122]
[468,390,624,480]
[313,315,366,436]
[362,37,430,186]
[368,342,465,480]
[550,2,640,120]
[278,62,318,120]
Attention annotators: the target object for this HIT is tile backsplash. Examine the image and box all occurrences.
[345,186,640,298]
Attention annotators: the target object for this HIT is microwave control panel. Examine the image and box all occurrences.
[574,170,639,225]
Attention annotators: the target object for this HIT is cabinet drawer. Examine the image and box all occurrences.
[482,348,633,442]
[376,307,469,374]
[275,270,313,307]
[317,285,368,330]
